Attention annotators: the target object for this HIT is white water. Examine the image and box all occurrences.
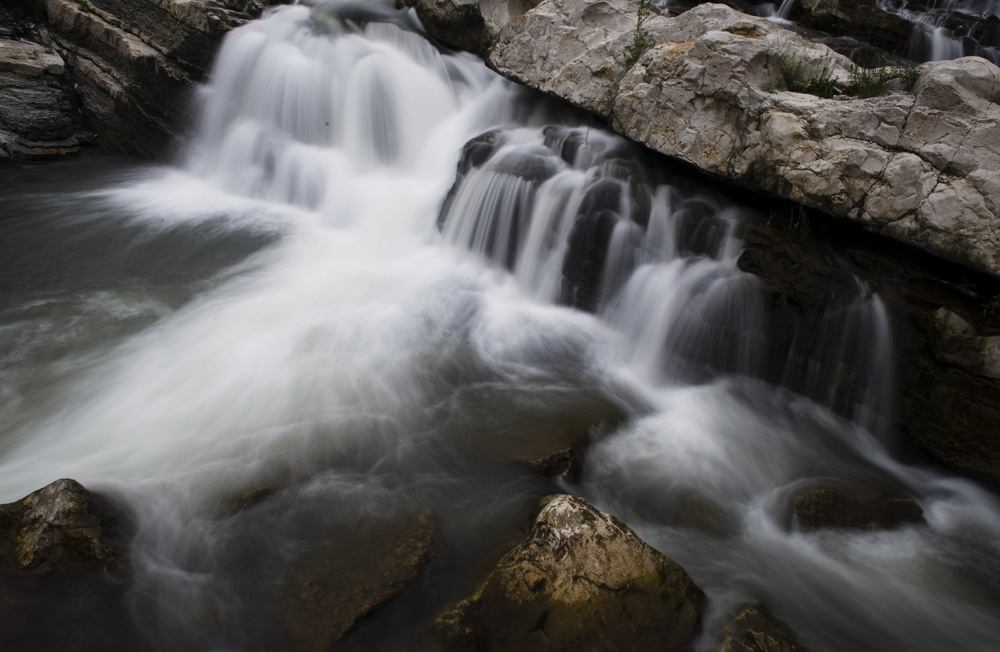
[1,2,999,651]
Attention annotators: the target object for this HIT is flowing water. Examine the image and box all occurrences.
[880,0,1000,63]
[1,2,999,650]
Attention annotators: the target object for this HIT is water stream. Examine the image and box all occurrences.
[1,2,999,650]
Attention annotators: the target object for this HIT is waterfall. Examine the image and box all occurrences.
[0,2,999,651]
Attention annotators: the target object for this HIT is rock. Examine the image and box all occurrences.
[0,478,128,578]
[792,487,925,531]
[901,353,1000,487]
[0,38,89,162]
[435,494,706,651]
[399,0,542,57]
[277,511,435,651]
[416,0,1000,281]
[789,0,913,58]
[718,599,809,652]
[737,217,1000,487]
[36,0,273,159]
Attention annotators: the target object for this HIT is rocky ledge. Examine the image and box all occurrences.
[0,0,273,163]
[404,0,1000,281]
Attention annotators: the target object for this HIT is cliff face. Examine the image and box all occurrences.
[0,0,273,163]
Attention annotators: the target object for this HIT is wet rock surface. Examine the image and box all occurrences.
[0,477,128,577]
[277,511,435,652]
[0,478,138,652]
[435,494,706,652]
[718,599,809,652]
[738,217,1000,488]
[793,487,925,531]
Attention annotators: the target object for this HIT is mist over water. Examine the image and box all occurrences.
[1,2,999,650]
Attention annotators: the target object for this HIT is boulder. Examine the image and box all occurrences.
[435,494,706,651]
[414,0,1000,281]
[0,478,128,578]
[0,479,137,652]
[277,511,435,651]
[718,599,809,652]
[792,487,925,531]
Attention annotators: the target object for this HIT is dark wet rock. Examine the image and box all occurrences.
[277,511,435,651]
[435,494,706,652]
[0,479,139,652]
[901,354,1000,487]
[788,0,914,59]
[718,599,809,652]
[0,478,128,578]
[677,198,729,257]
[793,487,925,531]
[398,0,541,58]
[736,216,1000,488]
[561,208,618,312]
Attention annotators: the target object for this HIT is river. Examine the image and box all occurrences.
[1,2,998,650]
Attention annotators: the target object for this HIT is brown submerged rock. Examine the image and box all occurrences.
[793,487,925,531]
[277,510,435,652]
[718,599,809,652]
[436,494,706,652]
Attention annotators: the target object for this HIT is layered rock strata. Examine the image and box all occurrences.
[0,0,272,162]
[0,38,91,161]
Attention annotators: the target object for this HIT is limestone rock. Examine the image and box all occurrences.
[277,511,434,651]
[793,487,925,531]
[0,478,128,578]
[718,599,808,652]
[435,494,706,652]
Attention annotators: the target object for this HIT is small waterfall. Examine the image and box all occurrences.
[3,2,1000,651]
[780,280,897,442]
[878,0,1000,63]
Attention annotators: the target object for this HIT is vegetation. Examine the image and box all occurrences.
[603,0,656,118]
[616,0,655,70]
[789,204,811,241]
[983,295,1000,322]
[772,49,921,99]
[847,64,921,98]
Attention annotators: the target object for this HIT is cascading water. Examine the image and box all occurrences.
[0,2,998,651]
[879,0,1000,63]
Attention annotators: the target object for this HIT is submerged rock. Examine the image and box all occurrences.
[277,511,435,651]
[718,599,809,652]
[435,494,706,651]
[793,487,925,531]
